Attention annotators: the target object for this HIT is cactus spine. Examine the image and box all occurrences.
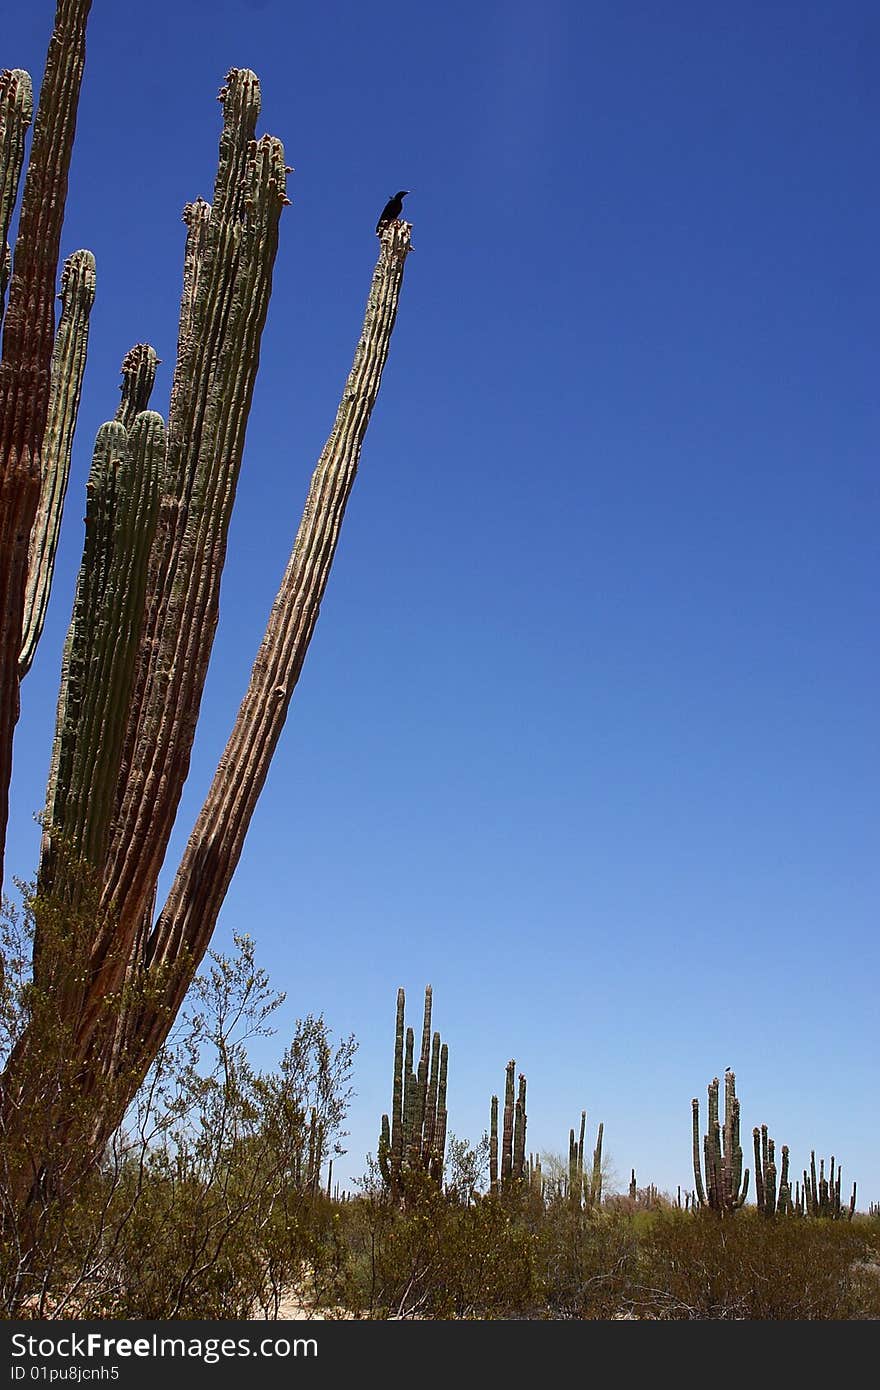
[692,1072,749,1213]
[379,987,448,1199]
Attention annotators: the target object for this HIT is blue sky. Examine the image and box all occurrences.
[5,0,878,1205]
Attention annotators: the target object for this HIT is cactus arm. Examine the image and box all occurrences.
[413,985,432,1155]
[753,1127,764,1211]
[577,1110,586,1183]
[501,1060,515,1185]
[402,1028,416,1167]
[0,0,92,890]
[692,1097,707,1206]
[378,1113,391,1186]
[489,1095,499,1195]
[591,1121,604,1206]
[40,408,164,898]
[0,69,34,325]
[435,1042,448,1175]
[513,1073,527,1181]
[114,343,159,431]
[423,1029,441,1163]
[389,987,404,1192]
[19,250,96,678]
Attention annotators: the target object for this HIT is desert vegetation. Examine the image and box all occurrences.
[1,5,874,1324]
[1,948,878,1320]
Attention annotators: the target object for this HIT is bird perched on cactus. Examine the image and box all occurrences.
[376,190,410,234]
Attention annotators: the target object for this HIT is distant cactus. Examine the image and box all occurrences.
[565,1110,604,1209]
[692,1072,749,1214]
[379,986,448,1200]
[802,1151,856,1221]
[753,1125,793,1217]
[490,1060,528,1194]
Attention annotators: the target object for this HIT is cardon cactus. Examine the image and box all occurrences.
[490,1060,528,1195]
[0,7,413,1217]
[378,987,448,1200]
[692,1071,750,1214]
[802,1151,856,1221]
[567,1110,604,1210]
[753,1125,793,1217]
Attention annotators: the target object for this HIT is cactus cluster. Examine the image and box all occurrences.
[489,1060,527,1195]
[378,987,448,1200]
[753,1125,793,1217]
[566,1111,604,1210]
[692,1072,749,1214]
[797,1152,856,1221]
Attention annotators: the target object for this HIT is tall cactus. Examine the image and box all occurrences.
[753,1125,793,1217]
[490,1060,527,1194]
[566,1110,604,1209]
[1,31,413,1209]
[0,2,93,887]
[802,1151,856,1220]
[378,986,448,1200]
[692,1071,749,1214]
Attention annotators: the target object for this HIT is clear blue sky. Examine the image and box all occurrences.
[5,1,878,1205]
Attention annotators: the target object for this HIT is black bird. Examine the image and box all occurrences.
[376,190,410,235]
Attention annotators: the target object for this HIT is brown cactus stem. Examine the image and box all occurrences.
[591,1121,604,1206]
[423,1029,441,1163]
[389,987,404,1195]
[489,1094,499,1195]
[753,1127,764,1211]
[577,1110,586,1187]
[435,1042,448,1174]
[512,1073,527,1181]
[692,1097,707,1207]
[413,985,432,1153]
[86,222,412,1089]
[0,0,92,890]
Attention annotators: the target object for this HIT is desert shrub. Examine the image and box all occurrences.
[633,1208,880,1320]
[339,1172,544,1319]
[0,922,356,1319]
[537,1201,642,1318]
